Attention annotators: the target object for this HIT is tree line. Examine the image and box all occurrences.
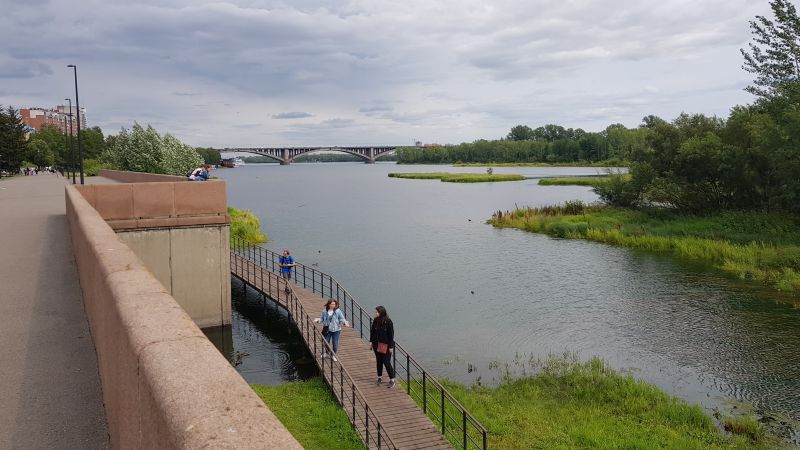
[0,110,222,176]
[400,0,800,215]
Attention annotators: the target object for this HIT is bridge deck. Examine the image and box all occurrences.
[231,254,451,450]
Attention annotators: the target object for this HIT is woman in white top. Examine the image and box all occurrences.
[314,299,350,361]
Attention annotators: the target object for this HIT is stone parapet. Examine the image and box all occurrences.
[98,169,187,183]
[65,185,301,449]
[75,181,228,231]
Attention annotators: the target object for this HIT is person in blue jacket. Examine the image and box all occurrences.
[314,299,350,361]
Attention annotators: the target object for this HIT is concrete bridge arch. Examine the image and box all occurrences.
[226,146,398,165]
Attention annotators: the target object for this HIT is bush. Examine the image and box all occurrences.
[593,174,640,207]
[228,207,267,246]
[82,158,114,176]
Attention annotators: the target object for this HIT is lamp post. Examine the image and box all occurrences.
[67,64,84,184]
[64,98,75,184]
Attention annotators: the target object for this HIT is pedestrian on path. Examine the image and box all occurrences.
[279,250,298,295]
[314,300,350,361]
[370,305,396,388]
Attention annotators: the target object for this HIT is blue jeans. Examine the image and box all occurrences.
[325,330,341,354]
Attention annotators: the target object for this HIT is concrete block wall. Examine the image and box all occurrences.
[65,185,302,449]
[75,181,231,328]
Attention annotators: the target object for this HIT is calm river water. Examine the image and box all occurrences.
[210,162,799,439]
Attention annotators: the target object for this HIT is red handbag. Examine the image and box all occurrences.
[376,343,389,354]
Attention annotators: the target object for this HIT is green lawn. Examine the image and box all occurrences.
[389,172,525,183]
[252,378,362,450]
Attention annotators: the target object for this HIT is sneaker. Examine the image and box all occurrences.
[387,379,396,389]
[332,356,338,362]
[376,377,382,386]
[321,354,328,359]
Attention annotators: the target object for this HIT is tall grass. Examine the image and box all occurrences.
[538,176,613,186]
[228,206,267,247]
[441,356,782,450]
[252,379,362,450]
[489,203,800,294]
[389,172,525,183]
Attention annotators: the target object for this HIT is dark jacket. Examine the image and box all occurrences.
[370,318,395,349]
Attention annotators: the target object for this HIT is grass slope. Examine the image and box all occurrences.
[389,172,525,183]
[252,379,362,450]
[490,203,800,294]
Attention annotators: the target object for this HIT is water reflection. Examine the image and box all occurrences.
[204,277,318,385]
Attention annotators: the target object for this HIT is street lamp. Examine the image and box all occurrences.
[64,98,75,184]
[67,64,84,184]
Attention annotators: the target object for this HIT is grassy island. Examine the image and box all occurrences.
[489,202,800,294]
[388,172,525,183]
[538,176,612,186]
[253,359,781,450]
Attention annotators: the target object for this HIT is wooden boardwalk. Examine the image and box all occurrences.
[231,253,453,450]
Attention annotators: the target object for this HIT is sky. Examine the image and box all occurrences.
[0,0,770,147]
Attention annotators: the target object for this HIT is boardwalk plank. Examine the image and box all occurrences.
[231,256,454,450]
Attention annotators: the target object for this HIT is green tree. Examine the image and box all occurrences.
[741,0,800,99]
[26,139,55,167]
[31,124,68,165]
[0,106,28,172]
[195,147,221,164]
[507,125,534,141]
[162,133,203,176]
[81,126,106,159]
[103,123,202,176]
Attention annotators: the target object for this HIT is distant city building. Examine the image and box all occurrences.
[20,105,87,135]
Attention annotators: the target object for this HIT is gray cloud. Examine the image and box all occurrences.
[0,0,767,146]
[272,111,313,119]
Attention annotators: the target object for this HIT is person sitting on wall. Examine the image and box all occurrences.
[188,164,212,181]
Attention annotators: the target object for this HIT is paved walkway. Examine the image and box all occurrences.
[0,175,109,448]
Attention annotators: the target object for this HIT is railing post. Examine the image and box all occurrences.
[302,266,306,288]
[463,411,467,449]
[365,404,370,448]
[377,422,382,449]
[406,354,411,394]
[423,371,427,413]
[359,309,363,338]
[351,383,356,426]
[441,389,445,434]
[483,431,487,450]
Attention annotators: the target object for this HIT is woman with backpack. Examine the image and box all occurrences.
[313,300,349,361]
[369,305,396,388]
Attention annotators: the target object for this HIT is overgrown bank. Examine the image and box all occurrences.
[228,206,267,246]
[251,361,781,449]
[489,202,800,294]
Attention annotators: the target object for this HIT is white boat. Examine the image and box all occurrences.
[233,157,246,167]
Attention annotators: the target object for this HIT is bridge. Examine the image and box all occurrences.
[224,146,400,164]
[231,238,488,450]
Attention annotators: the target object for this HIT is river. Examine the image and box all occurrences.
[209,162,800,440]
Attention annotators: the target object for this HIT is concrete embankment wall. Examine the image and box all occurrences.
[65,185,301,449]
[75,180,231,328]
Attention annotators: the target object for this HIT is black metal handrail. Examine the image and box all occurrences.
[232,237,488,450]
[230,250,396,449]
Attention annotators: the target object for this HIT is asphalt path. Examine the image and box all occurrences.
[0,174,109,449]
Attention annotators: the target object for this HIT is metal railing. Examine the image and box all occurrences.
[230,250,396,449]
[231,237,488,450]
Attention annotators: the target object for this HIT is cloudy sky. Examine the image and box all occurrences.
[1,0,768,147]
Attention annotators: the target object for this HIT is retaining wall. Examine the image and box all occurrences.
[75,181,231,328]
[65,185,301,449]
